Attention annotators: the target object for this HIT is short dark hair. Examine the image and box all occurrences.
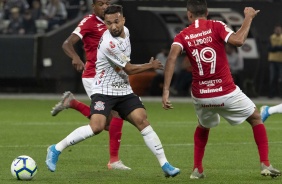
[104,4,123,15]
[187,0,207,17]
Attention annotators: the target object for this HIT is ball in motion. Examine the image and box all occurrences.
[11,155,38,180]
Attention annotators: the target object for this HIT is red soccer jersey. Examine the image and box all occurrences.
[72,14,107,78]
[173,19,237,98]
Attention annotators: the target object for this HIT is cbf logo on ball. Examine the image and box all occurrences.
[94,101,105,111]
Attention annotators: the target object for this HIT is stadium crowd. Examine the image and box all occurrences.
[0,0,89,34]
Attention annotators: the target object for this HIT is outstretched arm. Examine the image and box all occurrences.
[62,34,85,72]
[228,7,260,47]
[123,57,163,75]
[162,44,182,110]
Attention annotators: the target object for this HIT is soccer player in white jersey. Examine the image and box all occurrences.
[46,4,180,177]
[162,0,280,179]
[50,0,130,170]
[260,104,282,122]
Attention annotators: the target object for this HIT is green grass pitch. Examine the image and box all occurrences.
[0,98,281,183]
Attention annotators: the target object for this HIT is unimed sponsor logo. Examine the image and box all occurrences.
[199,86,222,94]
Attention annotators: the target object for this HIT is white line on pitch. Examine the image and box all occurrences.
[0,141,282,148]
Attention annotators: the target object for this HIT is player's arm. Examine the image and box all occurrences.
[228,7,260,47]
[62,34,85,72]
[123,57,163,75]
[162,44,182,110]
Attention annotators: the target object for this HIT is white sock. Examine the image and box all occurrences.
[141,125,167,166]
[55,125,94,152]
[268,104,282,115]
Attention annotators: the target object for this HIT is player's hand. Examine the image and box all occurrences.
[244,7,260,19]
[162,89,173,110]
[72,58,85,72]
[149,57,164,70]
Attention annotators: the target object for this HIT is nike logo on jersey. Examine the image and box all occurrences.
[97,23,104,27]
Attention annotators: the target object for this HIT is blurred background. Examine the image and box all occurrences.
[0,0,281,98]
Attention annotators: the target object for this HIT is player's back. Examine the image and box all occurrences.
[174,19,236,98]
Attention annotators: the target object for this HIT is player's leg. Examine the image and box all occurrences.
[84,77,128,166]
[191,114,218,179]
[247,109,281,178]
[46,113,106,172]
[107,110,131,170]
[51,91,90,117]
[52,77,128,170]
[268,103,282,116]
[118,94,180,177]
[223,87,280,178]
[50,78,95,117]
[127,108,180,177]
[260,105,270,123]
[190,95,222,179]
[190,123,210,179]
[260,103,282,123]
[46,94,112,172]
[225,89,280,177]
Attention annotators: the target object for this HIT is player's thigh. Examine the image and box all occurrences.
[90,114,107,134]
[82,78,95,99]
[219,88,255,125]
[90,93,115,121]
[195,105,220,128]
[110,110,121,118]
[192,94,221,128]
[113,94,147,130]
[126,108,149,131]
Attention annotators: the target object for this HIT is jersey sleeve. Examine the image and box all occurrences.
[214,21,234,43]
[72,15,92,39]
[172,33,184,51]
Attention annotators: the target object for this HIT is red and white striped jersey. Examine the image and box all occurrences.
[72,14,107,78]
[92,26,133,96]
[173,19,237,98]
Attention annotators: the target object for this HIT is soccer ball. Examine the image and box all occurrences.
[11,155,38,180]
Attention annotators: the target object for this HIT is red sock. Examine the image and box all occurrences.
[109,117,123,163]
[193,126,210,173]
[69,100,90,118]
[253,124,270,166]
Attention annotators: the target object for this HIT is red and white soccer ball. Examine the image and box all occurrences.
[11,155,38,180]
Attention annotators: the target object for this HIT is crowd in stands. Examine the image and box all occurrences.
[0,0,88,35]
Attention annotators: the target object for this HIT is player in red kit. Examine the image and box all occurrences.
[50,0,130,170]
[162,0,281,179]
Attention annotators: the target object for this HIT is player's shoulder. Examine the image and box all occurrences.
[123,26,130,37]
[101,30,112,39]
[208,19,228,27]
[100,30,115,45]
[124,26,129,33]
[78,14,101,27]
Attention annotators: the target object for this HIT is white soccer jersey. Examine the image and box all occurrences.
[92,26,133,96]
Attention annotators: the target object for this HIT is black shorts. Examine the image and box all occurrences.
[90,93,145,120]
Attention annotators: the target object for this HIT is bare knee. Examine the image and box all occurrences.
[246,108,262,127]
[127,109,149,131]
[89,114,107,134]
[135,116,150,131]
